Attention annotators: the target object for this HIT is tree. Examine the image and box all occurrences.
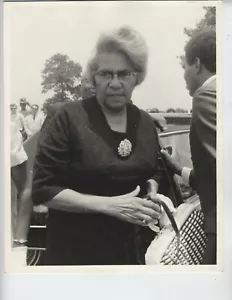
[166,108,176,113]
[41,53,82,108]
[178,7,216,63]
[146,108,160,113]
[184,7,216,38]
[150,108,160,113]
[176,108,188,113]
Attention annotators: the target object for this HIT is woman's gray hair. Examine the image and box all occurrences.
[85,26,149,86]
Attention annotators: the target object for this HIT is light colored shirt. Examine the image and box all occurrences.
[19,108,32,118]
[181,167,192,186]
[201,75,216,88]
[11,121,28,167]
[24,113,45,137]
[10,113,25,132]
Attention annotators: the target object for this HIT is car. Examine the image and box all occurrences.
[149,112,191,132]
[22,112,196,265]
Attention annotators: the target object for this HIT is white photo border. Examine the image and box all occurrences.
[1,0,232,298]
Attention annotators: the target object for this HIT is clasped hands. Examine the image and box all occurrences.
[108,185,176,231]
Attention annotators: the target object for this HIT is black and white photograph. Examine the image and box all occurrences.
[4,1,220,270]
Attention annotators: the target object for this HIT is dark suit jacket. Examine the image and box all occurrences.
[190,78,216,235]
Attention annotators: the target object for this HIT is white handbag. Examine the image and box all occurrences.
[145,195,207,265]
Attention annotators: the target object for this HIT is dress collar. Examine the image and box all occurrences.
[82,96,140,159]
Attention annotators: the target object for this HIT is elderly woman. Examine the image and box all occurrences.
[32,26,167,265]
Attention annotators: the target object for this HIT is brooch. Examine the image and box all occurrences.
[118,139,132,157]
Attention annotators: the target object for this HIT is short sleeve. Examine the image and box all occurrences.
[31,108,71,205]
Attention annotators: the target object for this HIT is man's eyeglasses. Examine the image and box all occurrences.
[95,70,137,83]
[10,107,17,110]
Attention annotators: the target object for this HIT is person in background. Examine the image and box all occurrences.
[24,104,45,138]
[19,98,32,118]
[23,102,65,217]
[41,106,48,117]
[11,120,32,265]
[80,70,96,100]
[161,29,216,264]
[10,104,25,132]
[10,104,28,142]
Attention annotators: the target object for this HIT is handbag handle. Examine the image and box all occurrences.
[147,180,180,264]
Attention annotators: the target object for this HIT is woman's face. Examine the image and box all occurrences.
[94,52,137,112]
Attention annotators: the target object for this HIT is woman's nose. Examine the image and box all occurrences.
[109,75,122,87]
[110,77,122,88]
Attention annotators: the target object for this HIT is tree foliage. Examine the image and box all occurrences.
[166,108,176,113]
[178,7,216,65]
[175,108,188,113]
[184,7,216,38]
[146,108,160,113]
[41,53,82,109]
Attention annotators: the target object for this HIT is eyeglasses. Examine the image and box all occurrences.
[10,107,17,110]
[95,70,137,83]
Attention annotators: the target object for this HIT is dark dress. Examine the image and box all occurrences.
[32,97,162,265]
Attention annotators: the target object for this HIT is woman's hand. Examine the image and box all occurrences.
[106,186,161,226]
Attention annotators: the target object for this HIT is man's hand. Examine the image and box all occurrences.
[160,149,182,176]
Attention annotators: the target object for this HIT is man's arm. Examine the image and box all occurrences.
[181,167,196,190]
[160,149,196,190]
[191,88,216,164]
[23,117,32,137]
[26,101,32,109]
[191,86,216,235]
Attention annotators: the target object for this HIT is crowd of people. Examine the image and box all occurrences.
[10,98,45,142]
[10,25,216,266]
[10,98,46,264]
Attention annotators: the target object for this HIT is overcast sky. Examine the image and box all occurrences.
[5,2,208,111]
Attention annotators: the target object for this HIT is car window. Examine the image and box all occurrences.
[159,130,197,202]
